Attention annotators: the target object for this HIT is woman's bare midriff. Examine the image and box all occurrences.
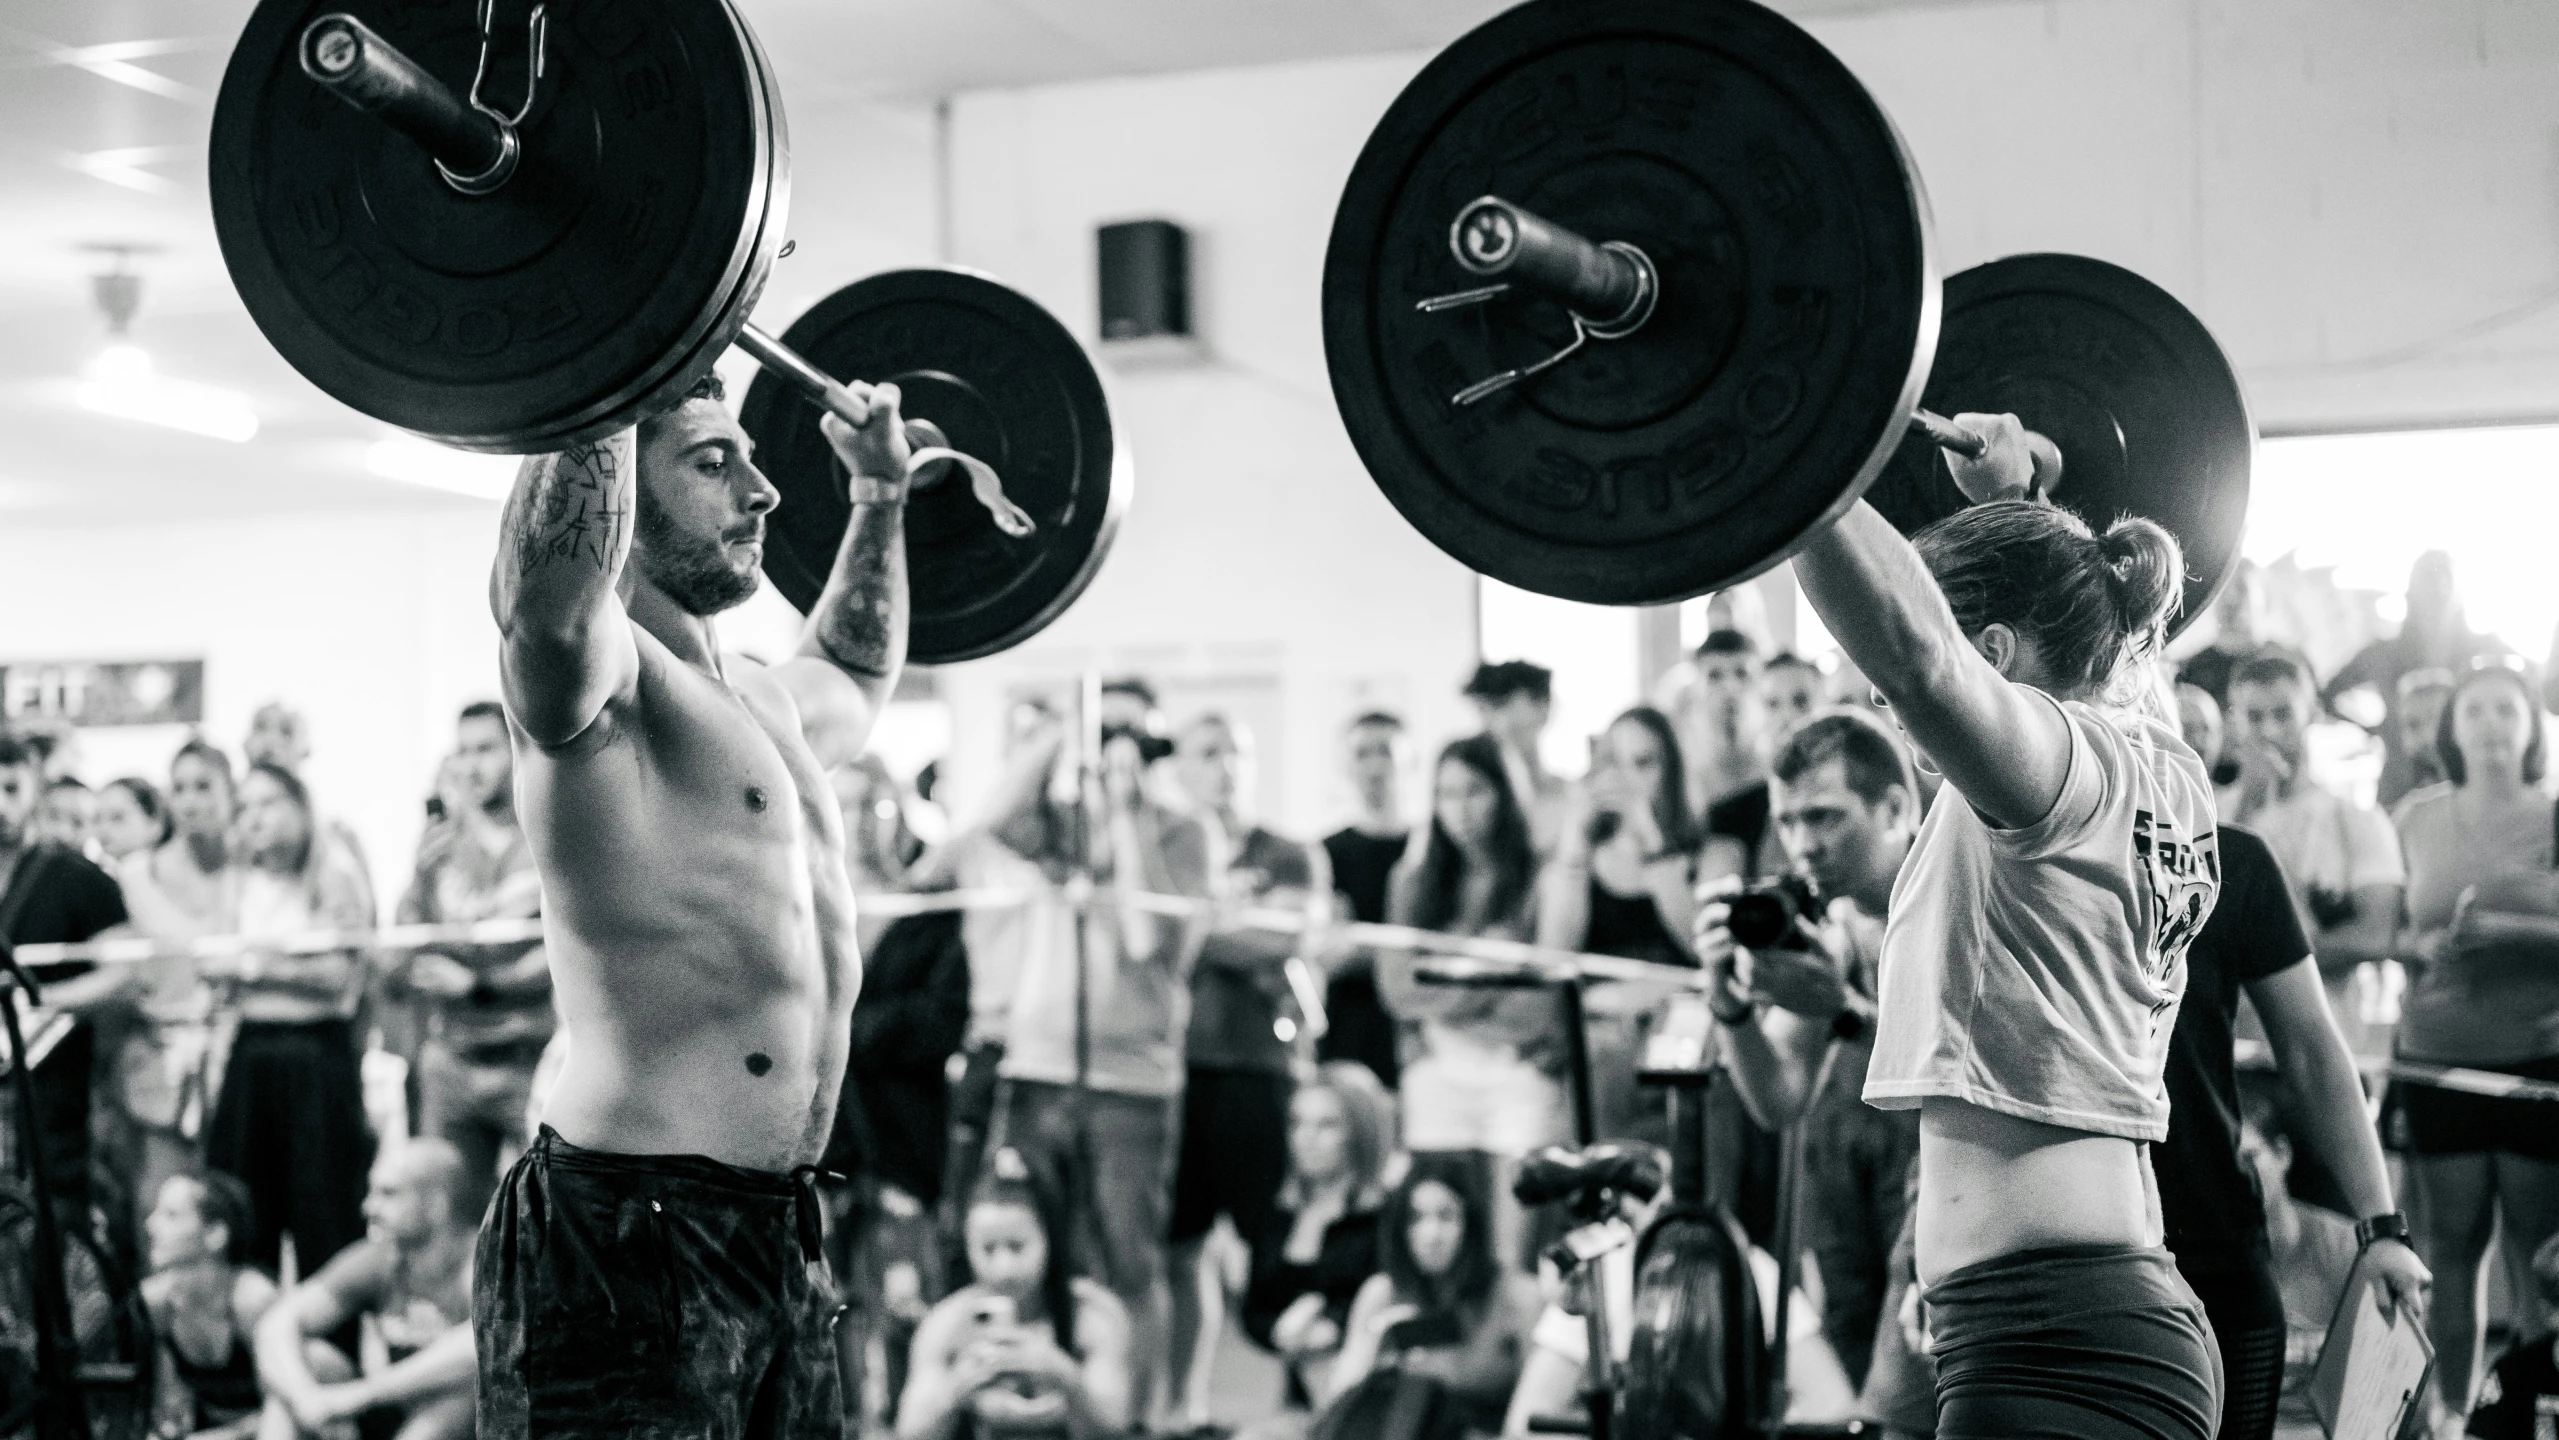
[1912,1096,2160,1288]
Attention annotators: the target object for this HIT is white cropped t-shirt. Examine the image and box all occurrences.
[1863,693,2221,1142]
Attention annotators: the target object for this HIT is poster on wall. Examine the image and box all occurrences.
[1,660,205,728]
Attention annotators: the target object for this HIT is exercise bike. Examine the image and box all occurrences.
[1414,959,1865,1440]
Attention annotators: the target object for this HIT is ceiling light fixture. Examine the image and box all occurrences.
[364,436,518,500]
[73,245,260,443]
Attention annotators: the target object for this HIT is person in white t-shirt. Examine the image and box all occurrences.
[1787,414,2224,1440]
[2225,651,2406,1057]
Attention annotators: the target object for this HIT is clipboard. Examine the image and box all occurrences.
[2308,1246,2434,1440]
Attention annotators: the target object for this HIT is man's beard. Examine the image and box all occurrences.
[636,484,760,616]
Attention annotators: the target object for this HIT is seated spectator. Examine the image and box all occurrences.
[899,1148,1133,1440]
[95,776,174,864]
[1317,1156,1541,1434]
[1384,734,1566,1266]
[251,1141,475,1440]
[1241,1063,1395,1408]
[1537,706,1701,1144]
[204,762,375,1280]
[2466,1230,2559,1440]
[143,1170,278,1440]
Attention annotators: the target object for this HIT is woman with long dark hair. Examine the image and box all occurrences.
[1538,705,1705,1143]
[2390,658,2559,1418]
[898,1148,1132,1439]
[1319,1155,1541,1434]
[1785,417,2235,1437]
[201,761,375,1278]
[1382,733,1563,1263]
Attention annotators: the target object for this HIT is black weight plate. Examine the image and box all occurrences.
[739,270,1129,666]
[1323,0,1937,607]
[1865,254,2254,638]
[210,0,787,452]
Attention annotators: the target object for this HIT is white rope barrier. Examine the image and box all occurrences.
[23,890,2547,1102]
[9,884,1699,987]
[2232,1038,2559,1105]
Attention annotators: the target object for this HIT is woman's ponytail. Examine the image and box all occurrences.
[2097,515,2186,659]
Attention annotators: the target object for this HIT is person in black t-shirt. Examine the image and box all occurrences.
[2467,1232,2559,1440]
[0,734,136,1229]
[1318,711,1410,1089]
[2154,823,2431,1440]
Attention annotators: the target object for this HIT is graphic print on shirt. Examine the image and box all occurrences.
[2133,808,2220,979]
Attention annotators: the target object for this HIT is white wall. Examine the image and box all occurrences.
[930,54,1485,836]
[0,507,500,906]
[1805,0,2559,432]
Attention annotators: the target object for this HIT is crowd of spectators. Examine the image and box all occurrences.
[2,548,2557,1439]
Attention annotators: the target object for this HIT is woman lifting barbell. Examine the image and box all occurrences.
[1789,414,2226,1440]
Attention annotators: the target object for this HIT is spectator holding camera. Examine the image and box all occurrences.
[1695,711,1920,1395]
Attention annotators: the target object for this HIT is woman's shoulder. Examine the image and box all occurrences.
[1070,1278,1131,1347]
[1069,1276,1127,1319]
[2390,781,2459,831]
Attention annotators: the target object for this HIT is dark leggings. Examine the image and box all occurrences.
[2178,1259,2286,1440]
[1929,1244,2223,1440]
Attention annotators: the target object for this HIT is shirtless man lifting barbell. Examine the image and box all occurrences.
[475,372,919,1440]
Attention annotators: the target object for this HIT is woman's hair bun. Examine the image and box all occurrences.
[2098,515,2186,646]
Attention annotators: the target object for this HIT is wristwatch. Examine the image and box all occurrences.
[2354,1211,2411,1249]
[1707,990,1754,1026]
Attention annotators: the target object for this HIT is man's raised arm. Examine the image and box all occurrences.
[769,388,912,770]
[491,433,641,747]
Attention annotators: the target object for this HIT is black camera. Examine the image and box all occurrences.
[2305,882,2359,930]
[1098,720,1174,765]
[1726,874,1822,950]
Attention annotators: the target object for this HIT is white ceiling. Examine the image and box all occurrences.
[0,0,1981,524]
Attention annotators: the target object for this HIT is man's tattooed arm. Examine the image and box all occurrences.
[490,430,640,745]
[779,487,907,769]
[806,494,909,681]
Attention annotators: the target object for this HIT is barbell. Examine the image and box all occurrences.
[208,0,1126,664]
[1323,0,2252,624]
